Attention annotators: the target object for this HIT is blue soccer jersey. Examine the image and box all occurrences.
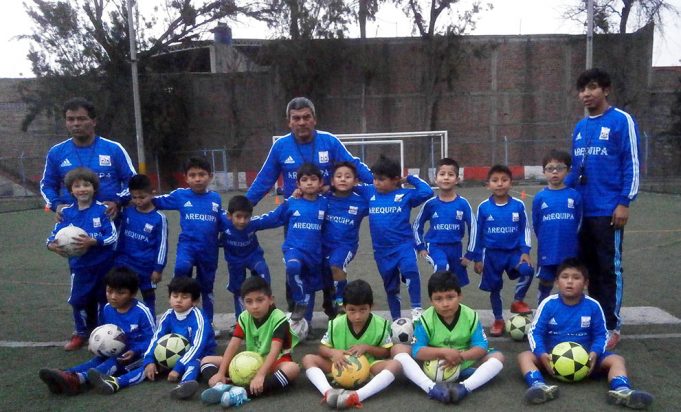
[565,106,640,217]
[529,294,608,358]
[221,214,280,264]
[532,187,582,266]
[115,207,169,279]
[413,195,476,254]
[322,191,369,249]
[40,136,137,211]
[245,130,373,205]
[100,300,156,356]
[142,307,216,374]
[47,201,118,269]
[357,175,433,254]
[470,196,531,261]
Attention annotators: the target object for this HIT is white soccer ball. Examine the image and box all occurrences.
[285,313,309,341]
[391,317,414,344]
[88,324,127,357]
[54,225,88,257]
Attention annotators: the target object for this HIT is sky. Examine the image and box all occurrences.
[1,0,679,78]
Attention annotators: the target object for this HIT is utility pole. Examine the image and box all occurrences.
[586,0,594,69]
[127,0,146,174]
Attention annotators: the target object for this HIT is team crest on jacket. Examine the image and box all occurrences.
[212,202,219,213]
[144,223,154,233]
[599,127,610,140]
[580,316,591,328]
[348,206,358,215]
[568,198,575,208]
[318,210,325,219]
[99,155,112,166]
[318,151,329,163]
[456,210,463,220]
[93,217,101,227]
[394,194,404,202]
[512,212,519,222]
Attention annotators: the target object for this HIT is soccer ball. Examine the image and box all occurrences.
[88,324,126,357]
[550,341,590,382]
[505,314,532,341]
[154,333,190,369]
[54,225,88,256]
[422,359,460,383]
[331,354,371,389]
[285,313,309,341]
[391,318,414,344]
[229,351,264,386]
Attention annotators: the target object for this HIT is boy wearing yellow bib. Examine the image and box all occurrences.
[393,271,505,404]
[302,279,400,409]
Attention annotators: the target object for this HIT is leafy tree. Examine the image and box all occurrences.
[247,0,354,39]
[563,0,678,34]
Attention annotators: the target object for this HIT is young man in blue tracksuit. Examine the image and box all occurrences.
[565,68,641,350]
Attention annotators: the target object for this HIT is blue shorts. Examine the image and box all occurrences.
[284,248,324,293]
[69,263,111,308]
[324,245,357,272]
[425,243,469,287]
[479,248,533,292]
[226,250,270,294]
[175,242,218,291]
[374,244,419,294]
[536,265,559,283]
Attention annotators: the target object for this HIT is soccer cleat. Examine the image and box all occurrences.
[606,331,621,350]
[427,382,451,404]
[510,300,532,314]
[524,383,559,404]
[490,319,505,337]
[324,388,346,407]
[607,388,654,409]
[64,334,86,351]
[290,302,307,322]
[170,380,199,400]
[87,368,120,394]
[201,382,233,404]
[411,307,423,321]
[446,382,469,404]
[336,391,362,409]
[220,386,250,408]
[39,368,81,395]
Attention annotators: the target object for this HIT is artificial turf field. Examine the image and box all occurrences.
[1,185,680,411]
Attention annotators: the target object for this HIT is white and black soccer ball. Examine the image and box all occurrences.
[285,313,310,341]
[88,324,127,357]
[54,225,88,257]
[505,314,532,341]
[391,317,414,344]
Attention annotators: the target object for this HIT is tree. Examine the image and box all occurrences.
[563,0,678,34]
[246,0,354,39]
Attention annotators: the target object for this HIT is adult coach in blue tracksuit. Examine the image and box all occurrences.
[565,68,640,350]
[41,97,137,220]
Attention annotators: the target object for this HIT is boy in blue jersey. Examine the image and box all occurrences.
[255,163,328,325]
[392,271,505,405]
[355,155,433,321]
[153,157,225,330]
[323,162,370,313]
[414,158,476,287]
[469,165,534,337]
[221,195,274,325]
[519,258,653,409]
[39,267,155,395]
[47,167,118,351]
[115,174,168,317]
[200,276,300,407]
[89,277,217,400]
[532,150,582,305]
[303,279,400,409]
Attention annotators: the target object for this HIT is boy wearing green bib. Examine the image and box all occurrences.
[200,276,300,407]
[393,271,505,404]
[303,279,400,409]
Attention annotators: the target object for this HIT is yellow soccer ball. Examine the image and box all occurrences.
[229,351,264,386]
[422,359,461,382]
[331,354,371,389]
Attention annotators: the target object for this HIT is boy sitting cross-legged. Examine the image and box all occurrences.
[519,258,653,409]
[89,277,216,400]
[200,276,300,407]
[39,267,155,395]
[392,271,505,404]
[303,279,400,409]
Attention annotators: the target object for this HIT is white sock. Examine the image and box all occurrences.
[305,367,333,396]
[356,369,395,401]
[462,357,503,392]
[394,352,434,393]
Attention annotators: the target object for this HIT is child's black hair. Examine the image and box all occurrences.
[104,267,139,295]
[228,195,253,215]
[128,174,153,192]
[487,164,513,181]
[428,271,462,297]
[371,154,401,178]
[296,162,322,181]
[542,150,572,169]
[436,158,460,176]
[240,276,272,298]
[343,279,374,306]
[576,67,611,91]
[64,167,100,193]
[184,156,212,174]
[332,161,358,177]
[556,257,589,280]
[168,277,201,301]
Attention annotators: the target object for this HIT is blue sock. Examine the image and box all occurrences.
[404,271,422,309]
[490,290,503,319]
[334,280,347,303]
[386,292,401,320]
[524,370,545,387]
[610,375,631,390]
[537,282,552,306]
[142,289,156,318]
[514,275,533,301]
[305,293,315,322]
[233,294,242,317]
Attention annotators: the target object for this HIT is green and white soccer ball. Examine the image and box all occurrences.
[550,341,590,382]
[154,333,190,369]
[229,351,264,386]
[505,313,532,341]
[422,359,460,383]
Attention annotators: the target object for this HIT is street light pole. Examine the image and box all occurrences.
[586,0,594,70]
[127,0,146,174]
